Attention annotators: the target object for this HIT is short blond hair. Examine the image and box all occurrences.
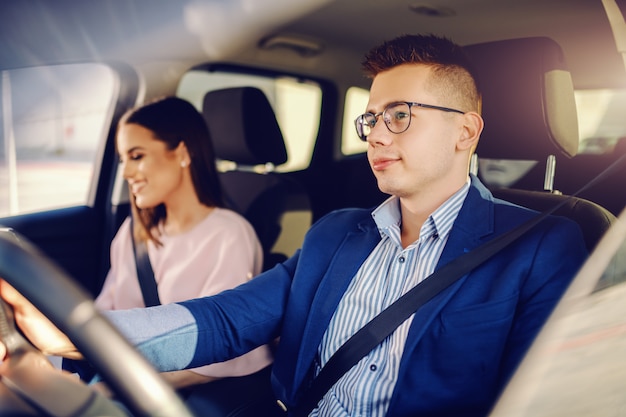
[362,34,481,113]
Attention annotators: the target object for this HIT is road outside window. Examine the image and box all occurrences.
[575,89,626,154]
[342,86,369,156]
[0,63,115,217]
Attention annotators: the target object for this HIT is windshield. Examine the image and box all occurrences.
[489,207,626,416]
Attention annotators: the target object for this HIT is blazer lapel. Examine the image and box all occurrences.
[436,177,496,268]
[292,219,381,393]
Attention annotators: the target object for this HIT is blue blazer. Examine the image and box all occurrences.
[181,176,588,416]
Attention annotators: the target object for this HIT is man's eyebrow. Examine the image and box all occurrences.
[366,100,409,113]
[364,104,383,114]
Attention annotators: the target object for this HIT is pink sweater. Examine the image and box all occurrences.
[96,208,272,377]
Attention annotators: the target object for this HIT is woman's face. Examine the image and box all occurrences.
[117,123,187,209]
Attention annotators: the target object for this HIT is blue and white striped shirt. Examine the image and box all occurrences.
[311,181,470,417]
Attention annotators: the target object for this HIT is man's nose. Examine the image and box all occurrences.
[367,119,393,146]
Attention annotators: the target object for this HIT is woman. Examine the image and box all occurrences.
[94,96,272,389]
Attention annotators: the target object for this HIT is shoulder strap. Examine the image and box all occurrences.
[129,215,161,307]
[292,208,552,417]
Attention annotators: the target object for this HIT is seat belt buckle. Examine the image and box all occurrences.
[276,399,288,412]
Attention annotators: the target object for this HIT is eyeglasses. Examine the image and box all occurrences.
[354,101,465,141]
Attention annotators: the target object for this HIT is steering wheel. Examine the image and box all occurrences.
[0,229,194,417]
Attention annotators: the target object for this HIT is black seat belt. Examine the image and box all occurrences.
[130,215,161,307]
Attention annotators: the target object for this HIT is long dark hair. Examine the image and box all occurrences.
[118,96,224,245]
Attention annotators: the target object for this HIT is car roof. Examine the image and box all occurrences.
[1,0,625,90]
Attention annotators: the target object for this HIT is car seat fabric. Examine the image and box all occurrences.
[492,188,615,252]
[554,137,626,217]
[464,37,616,251]
[204,87,288,166]
[202,86,305,270]
[465,37,579,160]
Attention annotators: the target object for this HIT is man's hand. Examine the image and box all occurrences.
[0,279,81,359]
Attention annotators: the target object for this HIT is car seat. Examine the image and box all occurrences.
[202,86,310,270]
[554,136,626,217]
[464,37,616,251]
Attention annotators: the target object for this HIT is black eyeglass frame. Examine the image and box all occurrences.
[354,101,465,141]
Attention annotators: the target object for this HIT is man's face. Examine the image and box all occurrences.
[365,64,468,203]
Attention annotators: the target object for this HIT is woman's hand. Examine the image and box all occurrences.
[0,279,82,359]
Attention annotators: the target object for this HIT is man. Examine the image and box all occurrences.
[1,34,587,416]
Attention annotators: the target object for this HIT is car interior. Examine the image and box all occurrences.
[1,0,626,416]
[466,36,617,252]
[201,86,312,270]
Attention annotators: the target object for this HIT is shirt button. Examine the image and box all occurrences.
[370,364,377,371]
[398,256,405,263]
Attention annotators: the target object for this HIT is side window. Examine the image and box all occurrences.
[342,86,369,156]
[177,70,321,172]
[0,64,116,216]
[575,89,626,154]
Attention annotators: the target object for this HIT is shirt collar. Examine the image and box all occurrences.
[371,178,471,243]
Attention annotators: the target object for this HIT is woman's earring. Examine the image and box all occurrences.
[181,160,188,168]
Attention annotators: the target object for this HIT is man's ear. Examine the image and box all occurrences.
[457,111,484,152]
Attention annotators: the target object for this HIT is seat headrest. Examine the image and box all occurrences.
[202,87,288,166]
[464,37,579,160]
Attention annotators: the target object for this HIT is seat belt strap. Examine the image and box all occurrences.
[130,215,161,307]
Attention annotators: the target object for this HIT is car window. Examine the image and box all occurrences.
[0,63,116,216]
[342,86,369,156]
[177,70,321,172]
[575,88,626,154]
